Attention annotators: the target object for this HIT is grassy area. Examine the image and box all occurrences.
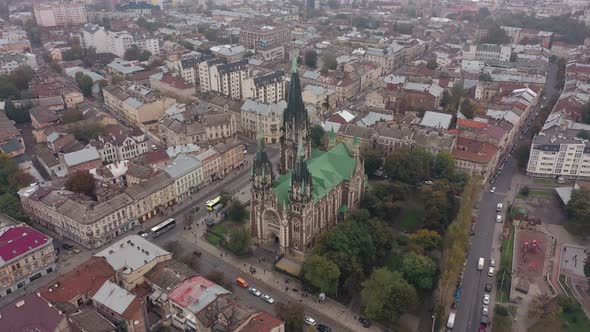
[559,274,574,297]
[398,207,424,231]
[206,223,229,247]
[533,178,560,186]
[497,226,515,303]
[492,305,516,332]
[529,189,553,197]
[563,302,590,332]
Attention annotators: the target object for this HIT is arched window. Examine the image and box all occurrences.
[293,219,300,233]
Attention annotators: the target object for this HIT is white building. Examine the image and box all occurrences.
[82,24,109,53]
[240,99,285,143]
[88,127,149,164]
[108,31,135,58]
[34,2,87,27]
[527,126,590,180]
[0,52,37,75]
[364,43,404,76]
[199,58,251,100]
[82,25,160,58]
[160,154,203,201]
[242,71,286,104]
[462,44,512,63]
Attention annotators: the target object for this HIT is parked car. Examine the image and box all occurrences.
[490,187,496,193]
[62,243,74,250]
[317,323,332,332]
[359,317,372,328]
[485,283,492,292]
[137,231,148,238]
[261,294,275,304]
[248,287,261,297]
[496,215,503,223]
[304,316,317,326]
[488,267,495,277]
[490,259,496,267]
[483,305,489,316]
[483,294,490,305]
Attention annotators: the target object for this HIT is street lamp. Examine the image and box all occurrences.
[431,313,436,332]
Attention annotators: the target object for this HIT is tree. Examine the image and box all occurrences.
[515,144,531,169]
[75,72,94,97]
[322,54,337,71]
[577,130,590,140]
[124,45,141,61]
[440,90,451,108]
[362,148,383,175]
[138,50,152,62]
[0,192,27,221]
[310,124,325,148]
[408,229,442,251]
[567,189,590,223]
[400,252,437,289]
[304,50,318,68]
[62,107,83,123]
[519,186,531,197]
[303,255,340,295]
[68,123,104,144]
[528,294,558,320]
[10,65,35,90]
[426,59,438,70]
[478,7,490,18]
[49,61,63,74]
[4,100,31,123]
[225,226,251,256]
[205,270,225,285]
[226,199,248,224]
[432,151,454,179]
[0,76,20,100]
[361,268,418,323]
[460,99,475,119]
[111,73,125,85]
[481,22,510,44]
[275,302,304,332]
[384,147,433,184]
[583,103,590,125]
[479,72,493,81]
[65,170,96,197]
[585,254,590,278]
[163,241,183,258]
[83,47,97,67]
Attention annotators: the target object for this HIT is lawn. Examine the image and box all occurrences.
[529,190,553,197]
[206,223,229,247]
[533,178,561,186]
[492,305,516,332]
[497,226,515,303]
[559,274,574,297]
[563,303,590,332]
[398,203,425,232]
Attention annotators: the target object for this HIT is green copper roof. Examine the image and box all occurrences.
[274,142,357,208]
[291,54,298,73]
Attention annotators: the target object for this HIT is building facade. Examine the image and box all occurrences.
[239,25,291,50]
[240,99,285,143]
[242,71,286,105]
[34,2,87,27]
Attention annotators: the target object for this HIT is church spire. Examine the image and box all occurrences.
[291,137,312,203]
[252,131,274,189]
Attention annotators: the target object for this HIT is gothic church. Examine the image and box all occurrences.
[250,57,366,256]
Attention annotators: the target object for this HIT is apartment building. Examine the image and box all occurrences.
[240,99,285,143]
[103,83,176,128]
[160,154,204,201]
[214,138,245,176]
[371,122,456,155]
[159,104,207,147]
[200,59,251,100]
[34,2,87,27]
[239,24,291,49]
[0,25,31,52]
[462,44,512,63]
[242,71,286,104]
[202,112,238,142]
[108,31,135,58]
[0,52,37,75]
[195,148,221,183]
[174,53,215,85]
[364,44,404,75]
[87,125,149,164]
[82,24,160,58]
[149,72,196,100]
[527,126,590,180]
[0,221,57,297]
[81,24,109,53]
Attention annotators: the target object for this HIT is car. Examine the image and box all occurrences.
[496,215,502,223]
[483,305,489,316]
[359,317,371,328]
[248,287,261,297]
[304,316,317,326]
[424,180,433,185]
[483,294,490,305]
[137,231,148,238]
[490,187,496,193]
[485,283,492,292]
[62,243,74,250]
[490,259,496,267]
[488,267,495,277]
[496,203,503,212]
[317,323,332,332]
[261,294,275,304]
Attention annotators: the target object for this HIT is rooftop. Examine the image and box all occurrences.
[0,293,66,332]
[169,275,230,313]
[91,280,136,316]
[63,147,100,167]
[0,225,51,265]
[161,154,202,179]
[94,235,171,275]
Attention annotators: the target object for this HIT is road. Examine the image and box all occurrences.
[454,62,559,332]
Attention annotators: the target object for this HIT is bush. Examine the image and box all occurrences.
[519,186,530,197]
[495,305,509,316]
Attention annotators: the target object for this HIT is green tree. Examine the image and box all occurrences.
[383,148,433,184]
[400,252,437,289]
[577,130,590,139]
[584,254,590,278]
[322,54,337,71]
[426,59,438,70]
[83,47,97,67]
[163,241,183,258]
[0,76,20,99]
[275,302,304,332]
[75,72,94,97]
[440,90,451,108]
[4,100,31,123]
[304,50,318,68]
[303,255,340,295]
[362,147,383,175]
[63,107,83,123]
[432,151,455,179]
[310,124,325,148]
[583,103,590,125]
[68,123,104,144]
[124,45,141,61]
[519,186,531,197]
[461,99,475,119]
[138,50,152,62]
[479,72,493,81]
[225,226,251,256]
[65,170,96,197]
[514,144,531,169]
[408,229,442,252]
[481,22,510,44]
[226,199,248,224]
[567,189,590,223]
[0,192,27,221]
[361,268,418,323]
[478,7,490,18]
[10,65,35,90]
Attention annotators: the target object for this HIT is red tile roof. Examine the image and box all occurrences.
[457,118,489,130]
[160,72,193,90]
[241,311,284,332]
[0,293,66,332]
[39,257,115,304]
[0,225,50,263]
[169,276,217,308]
[453,137,498,164]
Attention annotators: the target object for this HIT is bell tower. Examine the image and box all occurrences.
[250,134,275,239]
[279,54,311,175]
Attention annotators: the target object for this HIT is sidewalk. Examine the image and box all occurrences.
[186,233,379,332]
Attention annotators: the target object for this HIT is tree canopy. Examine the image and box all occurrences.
[322,54,337,71]
[400,252,438,289]
[361,147,383,175]
[567,189,590,224]
[361,268,418,323]
[65,170,96,197]
[275,302,304,332]
[310,124,325,149]
[303,254,340,295]
[225,226,251,256]
[75,72,94,97]
[226,199,248,224]
[304,50,318,68]
[0,154,34,220]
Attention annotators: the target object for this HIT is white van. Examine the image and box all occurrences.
[478,257,485,271]
[447,312,456,329]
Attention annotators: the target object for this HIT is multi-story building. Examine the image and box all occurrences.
[34,2,87,27]
[202,112,238,142]
[0,52,37,75]
[81,24,160,57]
[103,83,176,129]
[242,71,286,105]
[87,125,149,164]
[0,221,57,297]
[160,154,203,201]
[108,31,135,58]
[195,148,221,183]
[158,104,207,147]
[200,59,251,100]
[136,35,160,56]
[526,126,590,180]
[149,72,196,100]
[371,122,456,155]
[239,24,291,50]
[174,53,215,85]
[462,44,512,63]
[364,44,404,75]
[81,23,109,53]
[0,25,31,52]
[210,44,247,62]
[240,99,285,143]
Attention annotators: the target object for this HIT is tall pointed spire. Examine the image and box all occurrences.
[252,129,274,188]
[291,54,298,74]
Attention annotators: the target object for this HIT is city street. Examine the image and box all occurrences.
[454,62,560,332]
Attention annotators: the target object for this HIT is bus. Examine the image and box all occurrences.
[206,196,224,211]
[150,218,176,237]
